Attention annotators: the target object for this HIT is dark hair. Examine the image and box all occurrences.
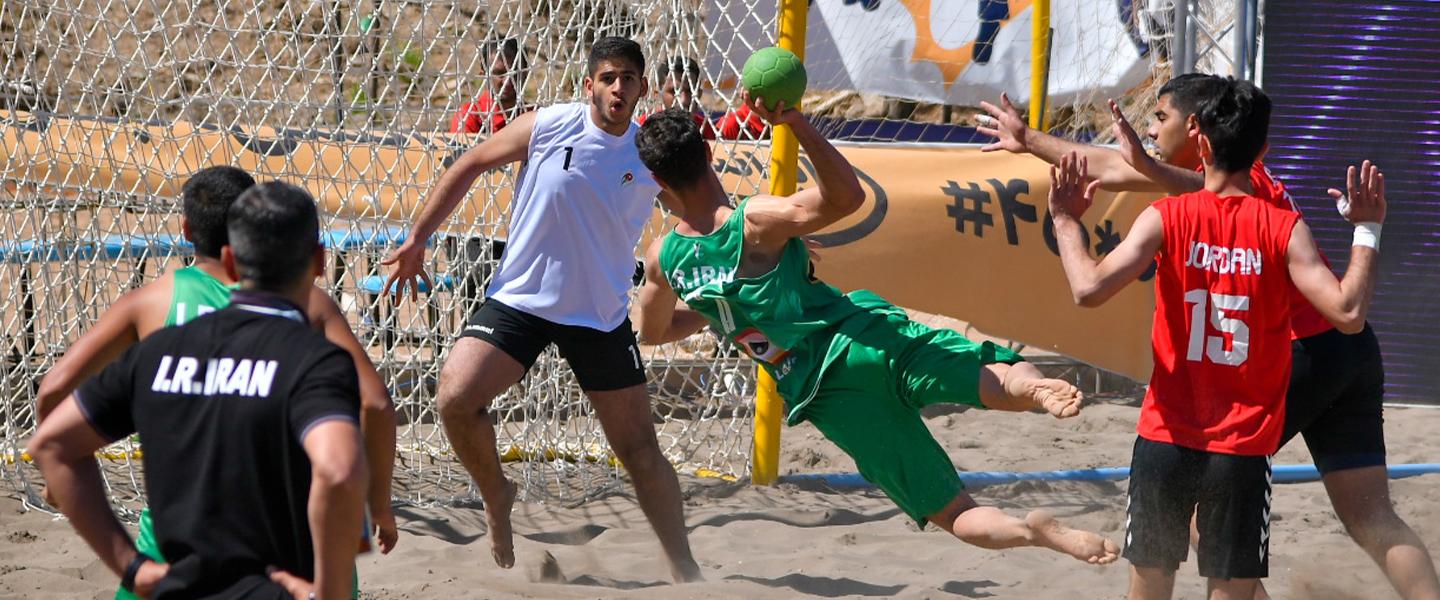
[636,108,710,189]
[227,181,320,291]
[485,37,527,74]
[1156,73,1229,117]
[658,56,700,85]
[1192,78,1271,172]
[182,166,255,258]
[587,36,644,76]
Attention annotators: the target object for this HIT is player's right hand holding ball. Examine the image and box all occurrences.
[742,90,802,128]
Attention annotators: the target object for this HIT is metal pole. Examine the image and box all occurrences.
[752,0,808,486]
[1174,0,1192,75]
[1028,1,1052,130]
[331,1,346,127]
[1232,0,1248,79]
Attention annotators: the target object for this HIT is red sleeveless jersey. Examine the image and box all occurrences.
[1249,163,1335,339]
[1204,162,1335,339]
[1140,190,1300,455]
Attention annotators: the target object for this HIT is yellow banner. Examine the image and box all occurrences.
[1,112,1158,379]
[712,144,1160,380]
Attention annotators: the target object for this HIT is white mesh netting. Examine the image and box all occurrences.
[0,0,1228,514]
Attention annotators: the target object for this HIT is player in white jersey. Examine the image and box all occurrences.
[383,37,701,582]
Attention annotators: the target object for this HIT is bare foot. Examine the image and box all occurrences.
[485,479,518,569]
[671,560,704,584]
[1027,379,1083,419]
[1025,510,1120,565]
[530,550,565,583]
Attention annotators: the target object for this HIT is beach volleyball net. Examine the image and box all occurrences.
[0,0,1222,511]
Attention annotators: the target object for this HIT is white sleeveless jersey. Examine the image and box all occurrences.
[487,102,660,330]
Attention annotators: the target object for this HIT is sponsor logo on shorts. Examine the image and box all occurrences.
[465,324,495,334]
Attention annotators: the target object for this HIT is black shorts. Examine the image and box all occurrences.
[1281,323,1386,474]
[1123,437,1273,579]
[459,299,646,391]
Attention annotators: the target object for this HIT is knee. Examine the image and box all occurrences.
[1338,505,1408,548]
[613,437,666,474]
[436,381,487,420]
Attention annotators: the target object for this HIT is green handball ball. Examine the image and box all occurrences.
[741,47,806,112]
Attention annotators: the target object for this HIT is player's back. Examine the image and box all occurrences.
[87,296,358,593]
[658,199,884,416]
[165,265,236,327]
[1141,189,1300,456]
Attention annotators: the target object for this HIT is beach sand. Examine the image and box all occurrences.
[3,400,1437,599]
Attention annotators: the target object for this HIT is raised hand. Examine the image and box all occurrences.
[741,90,801,127]
[1328,160,1386,225]
[1048,152,1102,221]
[977,93,1029,153]
[1108,99,1150,168]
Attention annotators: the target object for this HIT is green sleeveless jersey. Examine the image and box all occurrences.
[165,266,237,326]
[657,200,896,423]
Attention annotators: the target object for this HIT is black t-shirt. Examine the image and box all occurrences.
[76,292,359,599]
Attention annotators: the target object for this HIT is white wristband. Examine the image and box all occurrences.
[1353,222,1382,249]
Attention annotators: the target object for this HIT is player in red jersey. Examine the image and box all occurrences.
[984,74,1439,599]
[637,57,716,140]
[1047,79,1387,599]
[450,38,528,134]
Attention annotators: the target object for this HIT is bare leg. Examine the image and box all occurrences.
[1324,466,1440,600]
[1129,565,1178,600]
[1208,578,1260,600]
[588,385,702,583]
[977,361,1083,418]
[435,337,526,569]
[928,492,1119,564]
[1186,511,1277,600]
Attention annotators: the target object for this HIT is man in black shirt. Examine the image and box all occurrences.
[28,182,367,599]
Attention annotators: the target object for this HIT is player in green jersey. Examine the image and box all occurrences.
[35,166,398,598]
[633,103,1119,565]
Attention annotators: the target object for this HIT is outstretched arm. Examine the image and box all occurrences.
[740,93,866,248]
[1288,162,1386,334]
[383,110,536,301]
[1049,153,1164,307]
[1105,100,1206,194]
[633,239,710,345]
[978,93,1166,192]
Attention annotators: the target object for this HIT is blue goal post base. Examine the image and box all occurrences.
[779,464,1440,489]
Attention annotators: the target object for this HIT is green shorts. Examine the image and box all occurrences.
[802,311,1023,526]
[117,509,361,599]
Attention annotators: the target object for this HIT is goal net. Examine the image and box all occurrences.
[0,0,1220,512]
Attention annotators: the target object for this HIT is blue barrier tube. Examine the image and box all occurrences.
[779,464,1440,489]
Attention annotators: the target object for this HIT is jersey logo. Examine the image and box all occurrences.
[620,171,635,187]
[734,328,790,365]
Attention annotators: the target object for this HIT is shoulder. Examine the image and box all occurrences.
[304,287,343,329]
[1249,161,1298,211]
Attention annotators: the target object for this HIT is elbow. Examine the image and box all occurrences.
[637,329,664,346]
[1335,312,1366,335]
[34,390,63,423]
[1072,285,1106,308]
[361,391,395,422]
[836,185,866,216]
[313,454,368,497]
